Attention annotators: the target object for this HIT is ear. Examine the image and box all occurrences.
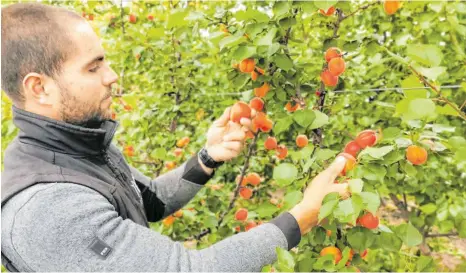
[23,73,50,105]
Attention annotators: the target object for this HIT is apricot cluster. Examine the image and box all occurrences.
[320,47,346,88]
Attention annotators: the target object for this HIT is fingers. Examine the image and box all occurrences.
[213,107,231,126]
[323,155,347,182]
[221,141,243,153]
[223,131,246,142]
[239,118,253,132]
[332,183,351,199]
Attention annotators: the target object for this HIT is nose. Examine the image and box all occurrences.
[103,64,119,87]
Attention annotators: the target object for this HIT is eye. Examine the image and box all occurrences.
[89,65,100,73]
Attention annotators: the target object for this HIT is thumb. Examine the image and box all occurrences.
[323,155,347,181]
[331,183,351,199]
[213,107,231,126]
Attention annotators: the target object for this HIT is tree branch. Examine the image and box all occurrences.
[408,65,466,120]
[341,1,380,21]
[425,232,459,238]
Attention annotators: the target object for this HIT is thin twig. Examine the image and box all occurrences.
[408,65,466,120]
[425,232,459,238]
[341,1,380,21]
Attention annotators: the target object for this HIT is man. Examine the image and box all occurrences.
[1,3,350,272]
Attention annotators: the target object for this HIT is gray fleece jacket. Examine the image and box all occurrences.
[1,107,301,272]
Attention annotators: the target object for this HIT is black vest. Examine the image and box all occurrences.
[1,106,153,271]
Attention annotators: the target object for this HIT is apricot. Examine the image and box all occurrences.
[344,141,362,157]
[384,0,401,15]
[276,145,288,160]
[264,136,278,150]
[253,112,273,132]
[319,6,336,16]
[249,97,264,112]
[147,14,154,21]
[173,210,183,217]
[285,102,300,112]
[129,14,137,23]
[325,47,342,62]
[328,57,346,76]
[245,220,257,231]
[355,130,377,148]
[235,208,248,221]
[176,136,190,148]
[245,172,261,186]
[123,145,134,157]
[320,70,339,87]
[361,249,368,259]
[245,131,255,140]
[239,187,253,199]
[338,152,357,176]
[357,212,379,229]
[406,145,428,165]
[296,135,308,148]
[251,71,259,81]
[326,230,332,237]
[254,82,270,98]
[230,101,252,123]
[165,161,176,170]
[173,148,183,157]
[320,246,342,264]
[256,67,265,75]
[162,215,175,226]
[240,58,255,73]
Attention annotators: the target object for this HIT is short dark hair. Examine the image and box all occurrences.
[1,3,82,107]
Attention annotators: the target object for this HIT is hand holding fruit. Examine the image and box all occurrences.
[204,105,255,163]
[289,156,351,235]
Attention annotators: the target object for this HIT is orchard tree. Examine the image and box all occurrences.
[2,0,465,272]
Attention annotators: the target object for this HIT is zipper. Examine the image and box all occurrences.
[101,150,128,183]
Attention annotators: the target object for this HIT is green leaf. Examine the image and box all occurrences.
[407,44,443,66]
[382,127,401,140]
[395,222,423,247]
[378,232,403,252]
[232,46,257,62]
[274,54,294,71]
[358,145,394,159]
[283,191,303,210]
[273,1,290,18]
[358,192,381,215]
[459,220,466,238]
[420,203,437,215]
[268,43,281,57]
[313,0,338,11]
[147,27,165,39]
[416,256,435,272]
[235,9,270,22]
[293,109,316,128]
[273,163,298,186]
[316,149,338,161]
[401,75,428,99]
[318,199,338,222]
[309,111,329,129]
[219,34,247,50]
[349,179,364,194]
[256,27,277,46]
[274,116,294,135]
[166,10,189,28]
[404,98,437,121]
[416,66,447,81]
[347,228,376,252]
[256,202,280,217]
[276,247,295,272]
[436,104,459,116]
[150,148,167,160]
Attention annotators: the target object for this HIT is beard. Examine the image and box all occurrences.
[57,81,112,128]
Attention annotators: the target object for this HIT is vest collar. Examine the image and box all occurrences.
[12,106,119,156]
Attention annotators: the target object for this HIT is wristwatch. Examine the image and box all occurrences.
[198,147,224,168]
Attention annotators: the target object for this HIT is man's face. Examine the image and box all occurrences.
[49,20,118,127]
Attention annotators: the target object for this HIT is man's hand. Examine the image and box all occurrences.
[204,107,255,163]
[289,155,351,235]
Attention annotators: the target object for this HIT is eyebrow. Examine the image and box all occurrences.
[84,55,105,68]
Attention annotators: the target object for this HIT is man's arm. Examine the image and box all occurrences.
[130,153,214,219]
[1,183,300,272]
